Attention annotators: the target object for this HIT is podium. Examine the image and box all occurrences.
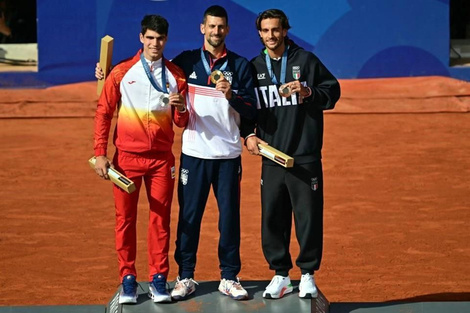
[106,280,329,313]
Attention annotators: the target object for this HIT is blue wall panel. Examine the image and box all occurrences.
[36,0,96,85]
[0,0,468,88]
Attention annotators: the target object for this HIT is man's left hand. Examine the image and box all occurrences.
[169,93,186,112]
[215,77,233,100]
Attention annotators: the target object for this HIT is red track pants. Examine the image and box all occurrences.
[112,150,175,281]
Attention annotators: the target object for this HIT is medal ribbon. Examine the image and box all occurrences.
[265,45,289,85]
[201,48,228,84]
[140,53,168,93]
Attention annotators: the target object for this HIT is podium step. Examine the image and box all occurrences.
[1,281,468,313]
[107,280,327,313]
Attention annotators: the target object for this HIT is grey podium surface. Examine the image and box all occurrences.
[330,301,470,313]
[106,280,323,313]
[1,281,469,313]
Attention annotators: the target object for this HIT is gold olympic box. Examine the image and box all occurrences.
[258,144,294,168]
[88,157,136,193]
[97,35,114,96]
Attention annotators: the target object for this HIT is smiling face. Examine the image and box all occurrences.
[258,18,288,57]
[201,15,229,50]
[139,29,167,61]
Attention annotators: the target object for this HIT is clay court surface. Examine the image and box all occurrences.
[0,76,469,306]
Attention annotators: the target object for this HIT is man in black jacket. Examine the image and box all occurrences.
[241,8,340,299]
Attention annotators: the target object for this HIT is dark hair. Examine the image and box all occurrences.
[141,15,169,36]
[255,9,291,31]
[202,5,228,25]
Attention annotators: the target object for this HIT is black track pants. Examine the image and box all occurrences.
[260,160,323,275]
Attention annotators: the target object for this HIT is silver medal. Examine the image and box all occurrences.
[160,94,170,107]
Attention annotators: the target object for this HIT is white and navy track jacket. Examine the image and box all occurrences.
[172,46,256,159]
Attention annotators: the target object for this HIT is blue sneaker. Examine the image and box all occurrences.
[119,275,138,304]
[148,274,171,303]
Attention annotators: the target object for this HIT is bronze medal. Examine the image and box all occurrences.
[279,85,292,97]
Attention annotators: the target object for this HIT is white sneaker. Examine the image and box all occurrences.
[218,278,248,300]
[298,273,318,298]
[263,275,293,299]
[171,277,198,301]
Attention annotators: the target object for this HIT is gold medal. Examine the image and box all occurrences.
[279,84,292,97]
[210,70,224,84]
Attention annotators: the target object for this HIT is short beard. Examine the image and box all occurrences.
[260,36,289,50]
[207,37,224,48]
[265,39,281,50]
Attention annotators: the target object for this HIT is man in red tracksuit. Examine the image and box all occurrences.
[93,15,188,304]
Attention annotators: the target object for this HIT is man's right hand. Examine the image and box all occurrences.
[95,62,104,80]
[94,155,111,180]
[245,136,268,155]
